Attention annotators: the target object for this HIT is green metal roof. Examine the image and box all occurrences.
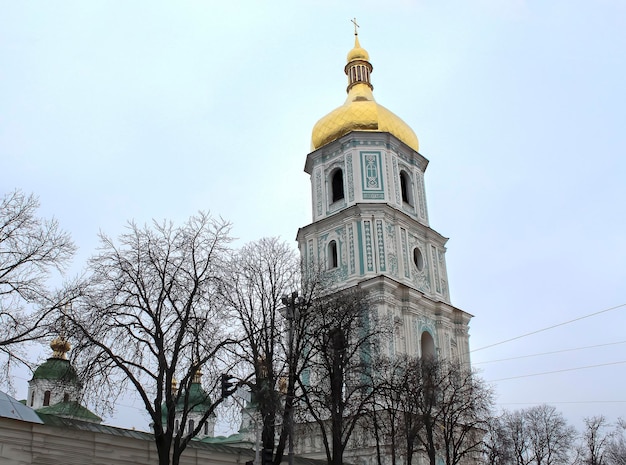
[36,400,102,423]
[183,382,213,412]
[161,381,213,421]
[31,358,79,383]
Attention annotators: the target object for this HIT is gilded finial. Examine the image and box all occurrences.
[171,377,178,394]
[50,335,71,359]
[192,367,202,384]
[351,17,359,36]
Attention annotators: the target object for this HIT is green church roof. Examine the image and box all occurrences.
[36,400,102,423]
[183,382,213,412]
[161,381,213,422]
[32,358,79,383]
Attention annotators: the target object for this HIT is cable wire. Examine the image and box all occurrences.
[489,360,626,382]
[471,303,626,353]
[473,340,626,365]
[497,400,626,406]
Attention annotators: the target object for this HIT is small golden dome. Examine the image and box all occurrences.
[347,36,369,62]
[311,35,419,152]
[50,336,71,360]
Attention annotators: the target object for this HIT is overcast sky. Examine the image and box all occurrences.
[2,1,625,431]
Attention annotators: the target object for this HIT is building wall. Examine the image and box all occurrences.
[0,417,254,465]
[27,378,79,410]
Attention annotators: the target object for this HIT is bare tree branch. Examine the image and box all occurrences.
[63,212,236,465]
[0,189,76,385]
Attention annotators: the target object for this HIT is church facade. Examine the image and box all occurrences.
[297,33,472,367]
[293,31,474,465]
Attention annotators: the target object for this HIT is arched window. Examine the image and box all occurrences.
[43,390,51,407]
[188,419,194,435]
[175,419,180,433]
[331,169,344,203]
[421,331,435,360]
[30,391,35,407]
[400,170,413,206]
[204,421,209,435]
[413,247,424,271]
[63,393,70,403]
[328,240,338,269]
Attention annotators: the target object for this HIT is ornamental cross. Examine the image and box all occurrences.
[351,17,359,36]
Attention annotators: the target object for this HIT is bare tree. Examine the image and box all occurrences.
[375,354,430,465]
[298,285,385,465]
[503,408,533,465]
[418,358,493,465]
[221,237,303,465]
[525,405,576,465]
[481,414,513,465]
[578,416,613,465]
[499,406,575,465]
[606,419,626,465]
[64,213,234,465]
[0,190,75,380]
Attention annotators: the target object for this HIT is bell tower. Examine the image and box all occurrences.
[297,31,472,363]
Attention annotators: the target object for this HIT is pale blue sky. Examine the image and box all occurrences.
[2,1,625,430]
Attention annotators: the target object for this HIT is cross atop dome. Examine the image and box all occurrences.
[351,17,359,36]
[310,29,419,152]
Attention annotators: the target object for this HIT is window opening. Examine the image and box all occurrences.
[328,240,338,269]
[421,332,435,360]
[43,390,51,406]
[331,169,344,203]
[413,247,424,271]
[400,170,412,205]
[63,393,69,403]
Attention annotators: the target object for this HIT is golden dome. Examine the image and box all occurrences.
[311,35,419,152]
[50,336,71,359]
[347,36,369,62]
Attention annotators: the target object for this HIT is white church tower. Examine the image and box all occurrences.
[297,31,472,364]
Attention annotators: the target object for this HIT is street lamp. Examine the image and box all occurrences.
[281,291,302,465]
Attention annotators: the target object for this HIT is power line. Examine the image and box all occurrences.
[489,360,626,382]
[473,340,626,365]
[497,400,626,406]
[471,303,626,353]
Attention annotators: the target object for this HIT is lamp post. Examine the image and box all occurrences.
[281,291,302,465]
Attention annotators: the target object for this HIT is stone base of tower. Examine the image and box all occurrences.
[357,275,471,365]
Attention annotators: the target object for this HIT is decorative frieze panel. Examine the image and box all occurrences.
[438,248,449,301]
[431,245,442,294]
[392,157,401,205]
[360,151,385,200]
[416,171,427,222]
[376,220,386,272]
[385,222,399,278]
[400,228,410,279]
[363,220,374,272]
[315,168,323,217]
[348,224,355,275]
[346,153,355,202]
